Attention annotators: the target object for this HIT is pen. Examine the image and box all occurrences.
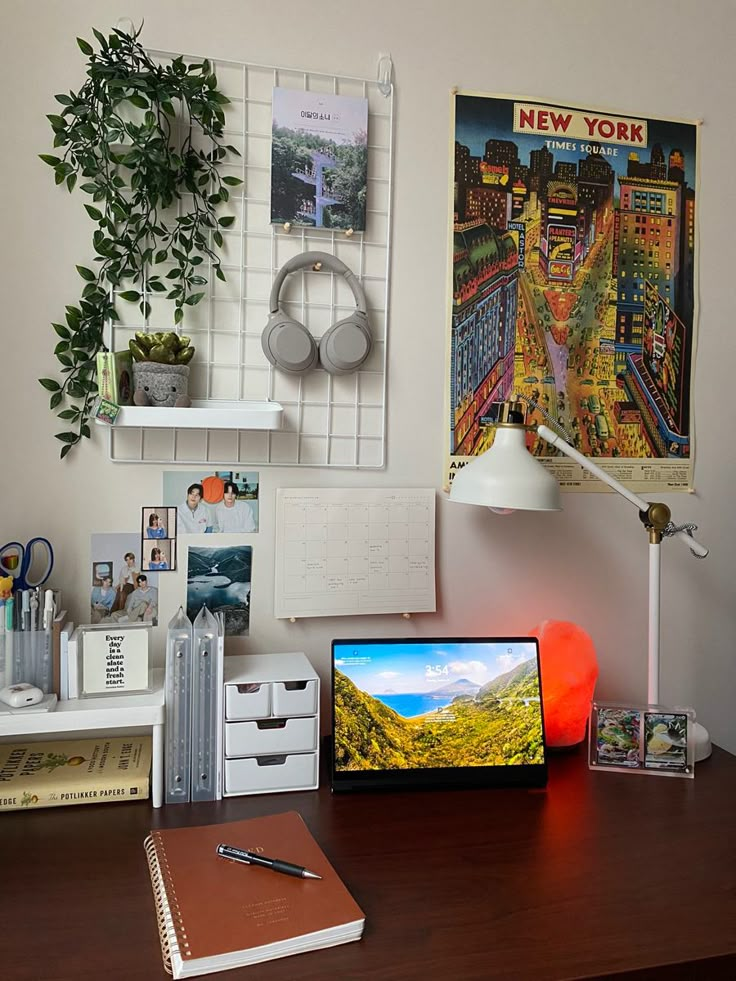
[22,589,30,632]
[216,844,322,880]
[6,597,14,685]
[43,589,55,630]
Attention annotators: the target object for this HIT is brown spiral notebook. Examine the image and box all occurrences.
[144,810,365,978]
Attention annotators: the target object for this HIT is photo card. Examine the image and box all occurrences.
[270,87,369,231]
[644,711,689,772]
[90,533,159,627]
[589,701,695,778]
[163,470,259,535]
[140,506,177,572]
[593,706,641,768]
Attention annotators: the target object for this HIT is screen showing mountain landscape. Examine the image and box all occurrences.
[333,640,545,771]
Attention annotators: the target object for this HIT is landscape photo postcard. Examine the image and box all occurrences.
[271,87,369,231]
[333,641,544,771]
[186,544,252,636]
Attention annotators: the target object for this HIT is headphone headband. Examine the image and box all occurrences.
[269,251,367,316]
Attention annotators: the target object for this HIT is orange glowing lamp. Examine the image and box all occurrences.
[531,619,599,748]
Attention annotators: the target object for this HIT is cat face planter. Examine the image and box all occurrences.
[132,362,192,407]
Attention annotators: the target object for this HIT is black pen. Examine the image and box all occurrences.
[216,843,322,879]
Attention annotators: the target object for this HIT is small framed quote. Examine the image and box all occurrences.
[79,624,151,697]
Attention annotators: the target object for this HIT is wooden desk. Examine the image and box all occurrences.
[4,745,736,980]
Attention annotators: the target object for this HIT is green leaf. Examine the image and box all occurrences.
[55,431,78,443]
[174,307,184,325]
[46,114,66,129]
[58,409,78,421]
[148,280,166,292]
[52,323,71,339]
[81,424,91,439]
[50,391,63,409]
[215,267,226,282]
[129,94,149,109]
[66,173,77,193]
[84,204,103,221]
[54,94,73,106]
[222,176,242,186]
[154,250,168,263]
[184,292,205,306]
[118,290,140,302]
[60,443,73,459]
[213,231,223,248]
[92,28,107,49]
[76,265,96,282]
[39,153,61,167]
[39,377,61,392]
[77,37,94,55]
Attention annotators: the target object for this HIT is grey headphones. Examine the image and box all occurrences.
[261,251,372,375]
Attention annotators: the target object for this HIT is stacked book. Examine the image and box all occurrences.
[0,736,151,811]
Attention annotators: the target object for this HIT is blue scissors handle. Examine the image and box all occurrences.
[0,537,54,591]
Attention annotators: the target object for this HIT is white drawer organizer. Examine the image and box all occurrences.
[223,653,320,796]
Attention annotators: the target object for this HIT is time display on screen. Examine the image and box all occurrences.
[425,664,449,677]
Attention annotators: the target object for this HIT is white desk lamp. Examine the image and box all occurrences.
[449,399,711,761]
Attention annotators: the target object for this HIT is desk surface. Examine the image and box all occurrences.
[4,745,736,981]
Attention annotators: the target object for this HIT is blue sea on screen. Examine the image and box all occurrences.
[372,693,453,718]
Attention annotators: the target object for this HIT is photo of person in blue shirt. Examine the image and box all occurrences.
[148,547,169,570]
[147,512,167,538]
[90,576,116,623]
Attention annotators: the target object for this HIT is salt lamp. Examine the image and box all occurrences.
[530,619,598,748]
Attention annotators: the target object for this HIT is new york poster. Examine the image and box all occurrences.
[447,93,698,492]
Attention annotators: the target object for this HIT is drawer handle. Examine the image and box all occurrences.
[257,755,287,767]
[283,680,309,691]
[257,719,287,730]
[236,684,262,694]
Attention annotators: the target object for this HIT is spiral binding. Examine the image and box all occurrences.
[144,833,192,974]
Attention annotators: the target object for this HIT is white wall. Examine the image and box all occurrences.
[3,0,734,751]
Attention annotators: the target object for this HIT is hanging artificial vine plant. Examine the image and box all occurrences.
[39,25,241,457]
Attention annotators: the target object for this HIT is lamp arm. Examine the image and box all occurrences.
[536,424,708,558]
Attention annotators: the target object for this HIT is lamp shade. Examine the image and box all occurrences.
[449,426,562,511]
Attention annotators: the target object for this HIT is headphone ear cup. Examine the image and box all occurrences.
[319,314,372,374]
[261,313,319,374]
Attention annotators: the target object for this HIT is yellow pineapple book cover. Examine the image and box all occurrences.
[0,736,151,811]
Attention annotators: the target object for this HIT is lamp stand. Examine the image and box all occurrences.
[536,425,711,762]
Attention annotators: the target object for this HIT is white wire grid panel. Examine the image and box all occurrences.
[107,51,393,468]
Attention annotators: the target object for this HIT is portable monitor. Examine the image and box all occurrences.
[331,637,547,792]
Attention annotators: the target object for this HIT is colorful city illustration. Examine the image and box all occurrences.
[449,95,696,486]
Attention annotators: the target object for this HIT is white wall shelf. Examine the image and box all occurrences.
[98,400,283,431]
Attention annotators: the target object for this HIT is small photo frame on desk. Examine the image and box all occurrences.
[589,701,695,778]
[78,623,151,697]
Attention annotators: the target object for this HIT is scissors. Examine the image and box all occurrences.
[0,537,54,592]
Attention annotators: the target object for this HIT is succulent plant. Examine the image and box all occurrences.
[129,331,195,365]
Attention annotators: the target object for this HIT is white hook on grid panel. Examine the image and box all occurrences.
[377,53,393,97]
